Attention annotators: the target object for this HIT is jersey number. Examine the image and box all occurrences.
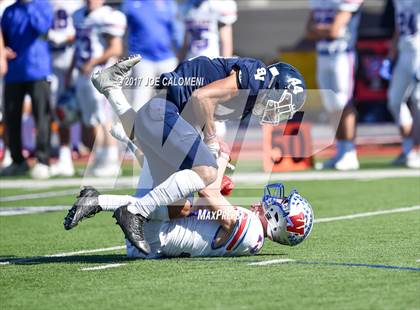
[397,12,417,36]
[54,9,68,29]
[254,68,266,81]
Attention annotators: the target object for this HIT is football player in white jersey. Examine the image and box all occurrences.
[306,0,363,171]
[178,0,237,139]
[48,0,83,177]
[179,0,237,60]
[67,0,126,177]
[386,0,420,169]
[64,155,314,259]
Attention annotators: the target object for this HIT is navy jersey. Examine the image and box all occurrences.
[158,56,271,120]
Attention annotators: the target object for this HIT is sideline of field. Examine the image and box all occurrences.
[1,168,418,190]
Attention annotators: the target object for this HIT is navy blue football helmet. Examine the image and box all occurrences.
[252,62,306,125]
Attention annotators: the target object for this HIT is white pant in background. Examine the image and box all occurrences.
[124,57,178,112]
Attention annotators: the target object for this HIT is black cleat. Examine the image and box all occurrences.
[64,186,101,230]
[113,205,150,255]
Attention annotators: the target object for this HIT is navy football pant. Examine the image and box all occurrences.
[134,97,217,186]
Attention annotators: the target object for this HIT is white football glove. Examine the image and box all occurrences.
[206,142,220,159]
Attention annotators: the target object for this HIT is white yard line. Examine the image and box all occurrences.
[0,189,79,202]
[248,259,295,266]
[314,206,420,223]
[0,206,70,216]
[0,169,418,189]
[232,169,420,183]
[80,263,126,271]
[0,246,125,266]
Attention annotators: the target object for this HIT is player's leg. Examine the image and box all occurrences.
[27,80,52,179]
[317,52,358,170]
[50,67,75,176]
[388,55,416,165]
[406,80,420,168]
[0,82,28,175]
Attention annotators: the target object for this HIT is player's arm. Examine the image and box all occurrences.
[0,31,7,77]
[387,28,399,61]
[305,12,319,40]
[311,11,352,40]
[191,71,239,147]
[81,35,123,75]
[177,31,190,62]
[219,23,233,57]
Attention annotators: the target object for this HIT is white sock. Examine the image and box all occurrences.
[107,89,132,116]
[98,194,135,211]
[59,145,72,163]
[127,169,206,218]
[104,145,119,163]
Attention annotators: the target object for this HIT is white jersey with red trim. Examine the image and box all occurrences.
[49,0,83,69]
[126,207,265,259]
[393,0,420,53]
[309,0,363,54]
[73,5,126,69]
[182,0,237,59]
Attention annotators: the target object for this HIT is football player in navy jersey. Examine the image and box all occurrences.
[71,55,306,255]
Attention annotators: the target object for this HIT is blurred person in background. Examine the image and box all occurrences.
[178,0,237,138]
[48,0,83,177]
[0,0,15,169]
[0,0,53,179]
[383,0,420,169]
[121,0,181,111]
[68,0,126,177]
[306,0,363,171]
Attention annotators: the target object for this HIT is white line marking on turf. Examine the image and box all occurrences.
[80,263,126,271]
[232,169,420,183]
[314,206,420,223]
[0,206,70,216]
[0,246,125,266]
[0,169,418,189]
[248,259,295,266]
[0,189,78,202]
[417,259,420,263]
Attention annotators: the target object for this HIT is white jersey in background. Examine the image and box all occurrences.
[126,207,265,259]
[393,0,420,56]
[73,5,126,70]
[49,0,82,70]
[309,0,362,55]
[182,0,237,59]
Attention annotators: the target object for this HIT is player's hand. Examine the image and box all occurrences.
[81,60,95,76]
[4,47,16,60]
[220,175,234,196]
[205,138,220,159]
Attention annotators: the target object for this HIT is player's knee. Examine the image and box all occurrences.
[193,166,217,186]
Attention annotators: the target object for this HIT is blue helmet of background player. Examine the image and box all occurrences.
[252,62,306,126]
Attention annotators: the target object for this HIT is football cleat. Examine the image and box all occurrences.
[113,205,150,255]
[91,54,142,95]
[64,187,101,230]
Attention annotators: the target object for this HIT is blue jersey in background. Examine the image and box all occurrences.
[1,0,53,83]
[121,0,182,62]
